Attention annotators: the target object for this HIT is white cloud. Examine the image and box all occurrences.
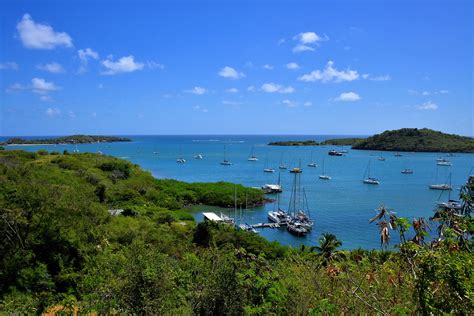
[261,83,295,94]
[282,99,297,107]
[298,61,359,83]
[335,92,361,102]
[439,90,449,94]
[286,62,300,70]
[363,74,391,81]
[247,86,256,92]
[0,62,19,70]
[68,111,76,118]
[226,88,238,93]
[17,14,72,49]
[193,105,208,112]
[218,66,245,79]
[303,101,312,107]
[262,64,274,70]
[147,61,164,69]
[31,78,60,94]
[416,101,438,110]
[77,48,99,73]
[292,32,327,53]
[39,95,53,102]
[45,107,60,117]
[222,100,242,105]
[278,38,286,45]
[101,55,144,75]
[37,62,65,73]
[187,86,207,95]
[409,89,449,96]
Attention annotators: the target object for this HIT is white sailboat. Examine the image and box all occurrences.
[176,147,186,163]
[436,159,452,166]
[278,152,287,169]
[319,158,331,180]
[429,173,453,190]
[307,151,317,167]
[220,145,232,165]
[263,152,275,173]
[248,145,258,161]
[194,153,203,159]
[363,160,380,185]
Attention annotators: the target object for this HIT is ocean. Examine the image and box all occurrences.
[3,135,473,250]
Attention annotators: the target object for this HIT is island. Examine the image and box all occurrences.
[352,128,474,153]
[0,134,131,145]
[268,140,319,146]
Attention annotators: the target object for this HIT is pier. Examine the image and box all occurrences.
[251,222,284,229]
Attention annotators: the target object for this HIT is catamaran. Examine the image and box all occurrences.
[307,151,317,167]
[319,158,331,180]
[194,154,203,159]
[286,168,313,236]
[220,145,232,165]
[363,160,380,185]
[248,145,258,161]
[328,149,343,156]
[401,168,413,174]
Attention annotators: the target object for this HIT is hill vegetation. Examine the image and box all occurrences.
[353,128,474,152]
[268,138,364,146]
[1,135,131,145]
[0,150,472,314]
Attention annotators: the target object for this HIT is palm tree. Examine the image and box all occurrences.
[311,233,342,264]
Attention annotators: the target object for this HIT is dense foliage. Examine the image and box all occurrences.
[268,138,364,146]
[0,135,131,145]
[320,137,365,146]
[268,140,319,146]
[353,128,474,152]
[0,150,472,314]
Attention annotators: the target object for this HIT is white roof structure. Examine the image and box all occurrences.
[202,212,222,222]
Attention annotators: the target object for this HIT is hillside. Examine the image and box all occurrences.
[0,150,472,314]
[352,128,474,152]
[1,135,131,145]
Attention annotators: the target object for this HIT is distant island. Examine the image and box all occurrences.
[353,128,474,153]
[1,135,131,145]
[269,129,474,153]
[268,138,365,147]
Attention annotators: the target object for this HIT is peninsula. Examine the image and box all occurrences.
[268,138,364,147]
[1,135,131,145]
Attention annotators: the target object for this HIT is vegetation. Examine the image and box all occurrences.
[353,128,474,152]
[0,150,472,314]
[320,137,365,146]
[0,135,131,145]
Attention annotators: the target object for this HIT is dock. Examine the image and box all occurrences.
[251,222,284,229]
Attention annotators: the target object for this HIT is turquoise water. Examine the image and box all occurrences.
[4,135,473,250]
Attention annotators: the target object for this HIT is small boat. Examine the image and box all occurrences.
[248,145,258,161]
[437,159,452,166]
[319,158,331,180]
[153,151,159,154]
[220,212,235,225]
[401,168,414,174]
[290,167,303,173]
[436,157,445,162]
[307,151,317,167]
[363,161,380,185]
[194,154,203,159]
[262,183,282,193]
[278,153,287,169]
[394,153,402,157]
[378,157,386,161]
[429,184,452,190]
[176,158,186,163]
[220,145,232,165]
[238,223,258,233]
[328,149,343,156]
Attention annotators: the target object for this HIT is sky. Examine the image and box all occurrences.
[0,0,473,136]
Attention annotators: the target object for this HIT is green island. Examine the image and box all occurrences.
[0,135,131,145]
[0,149,472,314]
[268,138,365,147]
[268,140,319,146]
[353,128,474,153]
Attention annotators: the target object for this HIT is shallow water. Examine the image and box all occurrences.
[4,135,473,250]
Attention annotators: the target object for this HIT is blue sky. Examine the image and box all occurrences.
[1,0,472,136]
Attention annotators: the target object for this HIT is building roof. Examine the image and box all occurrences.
[202,212,222,222]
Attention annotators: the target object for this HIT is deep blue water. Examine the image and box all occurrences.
[3,135,473,250]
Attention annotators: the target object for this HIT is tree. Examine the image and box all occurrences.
[311,233,342,264]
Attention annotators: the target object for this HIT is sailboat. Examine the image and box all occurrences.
[220,145,232,165]
[286,168,313,236]
[436,159,452,166]
[401,160,413,174]
[248,145,258,161]
[319,158,331,180]
[238,193,257,233]
[278,153,288,169]
[194,153,203,159]
[176,147,186,163]
[267,174,290,224]
[307,151,317,167]
[263,152,275,173]
[429,172,452,190]
[363,160,380,185]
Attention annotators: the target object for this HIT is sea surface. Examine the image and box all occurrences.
[3,135,473,250]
